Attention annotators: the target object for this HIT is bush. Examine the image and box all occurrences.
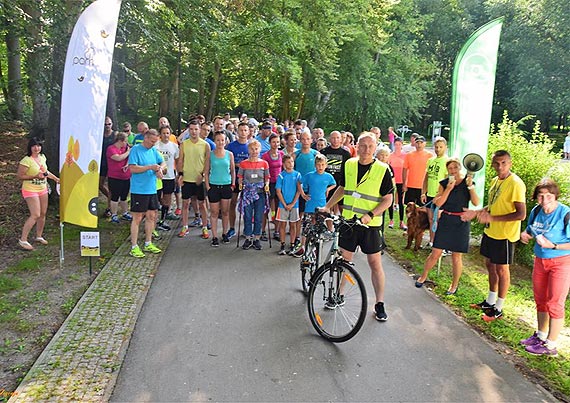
[487,112,559,266]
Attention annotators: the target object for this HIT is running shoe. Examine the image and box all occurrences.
[293,247,305,258]
[190,217,202,227]
[273,231,280,241]
[260,231,269,241]
[104,208,112,217]
[399,222,407,231]
[520,332,542,346]
[221,233,230,244]
[201,227,210,239]
[525,341,558,357]
[388,220,394,229]
[121,212,133,221]
[35,237,48,245]
[470,300,494,310]
[110,214,120,224]
[178,226,189,238]
[482,307,503,322]
[278,244,287,255]
[129,245,145,258]
[157,221,171,231]
[375,302,388,321]
[226,228,236,239]
[441,249,451,257]
[324,296,345,309]
[287,245,296,255]
[242,238,253,250]
[291,240,302,254]
[166,212,180,220]
[143,242,162,254]
[174,208,182,216]
[211,237,219,247]
[253,239,262,250]
[152,230,162,240]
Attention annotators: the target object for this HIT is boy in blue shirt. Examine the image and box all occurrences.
[275,155,303,255]
[293,154,336,257]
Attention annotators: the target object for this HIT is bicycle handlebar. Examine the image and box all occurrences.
[315,210,369,229]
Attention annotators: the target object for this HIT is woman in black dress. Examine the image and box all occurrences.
[414,158,480,294]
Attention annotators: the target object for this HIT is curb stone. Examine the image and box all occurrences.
[9,219,180,402]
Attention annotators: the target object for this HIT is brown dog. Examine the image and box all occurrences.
[404,202,430,251]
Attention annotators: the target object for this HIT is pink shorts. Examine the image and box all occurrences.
[22,188,48,199]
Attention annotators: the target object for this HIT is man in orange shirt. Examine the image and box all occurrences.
[402,136,432,205]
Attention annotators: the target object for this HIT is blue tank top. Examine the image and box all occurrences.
[209,151,232,185]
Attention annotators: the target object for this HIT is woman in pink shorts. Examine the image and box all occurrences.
[16,138,60,250]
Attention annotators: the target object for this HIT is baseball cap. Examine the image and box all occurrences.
[415,135,426,142]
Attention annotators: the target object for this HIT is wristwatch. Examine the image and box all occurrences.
[553,243,558,250]
[367,211,375,218]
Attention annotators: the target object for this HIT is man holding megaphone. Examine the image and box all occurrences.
[461,150,526,322]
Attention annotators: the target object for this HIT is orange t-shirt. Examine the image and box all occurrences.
[403,150,432,189]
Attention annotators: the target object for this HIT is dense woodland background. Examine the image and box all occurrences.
[1,0,569,165]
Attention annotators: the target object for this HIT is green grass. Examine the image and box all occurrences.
[384,227,570,400]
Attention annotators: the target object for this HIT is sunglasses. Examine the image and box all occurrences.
[105,123,112,126]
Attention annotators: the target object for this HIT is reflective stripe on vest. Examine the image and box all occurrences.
[342,158,388,227]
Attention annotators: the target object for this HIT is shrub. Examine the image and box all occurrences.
[487,112,559,266]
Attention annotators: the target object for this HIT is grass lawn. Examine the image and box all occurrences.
[383,221,570,400]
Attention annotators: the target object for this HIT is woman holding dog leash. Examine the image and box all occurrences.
[414,158,479,294]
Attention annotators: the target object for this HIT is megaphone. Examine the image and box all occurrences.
[463,153,484,174]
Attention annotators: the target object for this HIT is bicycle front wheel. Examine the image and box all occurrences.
[307,260,367,342]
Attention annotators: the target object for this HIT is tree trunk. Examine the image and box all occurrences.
[205,62,221,121]
[106,74,118,127]
[5,30,24,120]
[280,74,290,122]
[21,2,50,139]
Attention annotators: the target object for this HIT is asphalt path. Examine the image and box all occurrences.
[111,228,553,402]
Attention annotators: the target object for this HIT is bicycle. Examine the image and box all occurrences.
[306,211,368,342]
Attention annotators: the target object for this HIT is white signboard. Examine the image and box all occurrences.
[80,231,100,257]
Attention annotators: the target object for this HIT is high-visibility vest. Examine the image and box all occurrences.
[342,158,388,227]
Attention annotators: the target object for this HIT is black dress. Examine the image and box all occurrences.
[433,178,472,253]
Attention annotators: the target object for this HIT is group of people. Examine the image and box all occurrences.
[17,116,569,356]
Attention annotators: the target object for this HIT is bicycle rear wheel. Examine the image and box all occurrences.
[300,239,318,294]
[307,260,367,342]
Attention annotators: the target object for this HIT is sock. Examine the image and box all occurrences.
[545,339,557,349]
[131,244,138,250]
[537,330,548,340]
[487,291,498,305]
[495,297,505,311]
[144,241,151,247]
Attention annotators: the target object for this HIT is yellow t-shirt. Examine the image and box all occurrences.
[426,155,448,197]
[484,173,526,242]
[20,155,48,192]
[181,138,208,183]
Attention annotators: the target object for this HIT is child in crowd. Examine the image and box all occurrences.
[275,155,303,255]
[238,140,270,251]
[293,154,336,257]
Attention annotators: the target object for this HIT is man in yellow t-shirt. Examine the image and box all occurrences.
[461,150,526,322]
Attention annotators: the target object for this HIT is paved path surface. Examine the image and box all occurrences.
[110,233,554,402]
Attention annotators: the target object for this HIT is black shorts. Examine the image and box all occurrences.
[182,182,205,201]
[108,177,130,202]
[131,193,160,213]
[339,225,384,254]
[404,187,422,205]
[299,198,306,214]
[162,179,175,195]
[268,182,277,200]
[480,233,516,265]
[208,184,232,203]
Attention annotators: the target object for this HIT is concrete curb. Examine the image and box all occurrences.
[9,220,180,402]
